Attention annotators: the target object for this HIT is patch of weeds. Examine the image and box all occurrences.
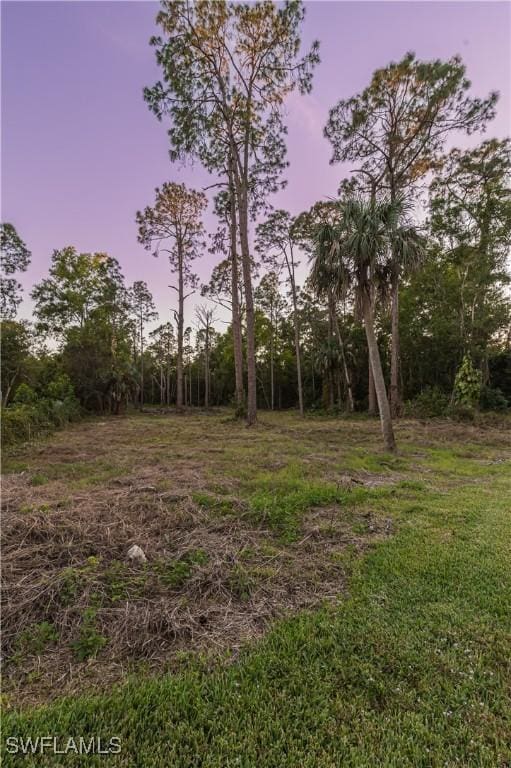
[57,558,101,606]
[402,504,426,515]
[103,560,147,603]
[192,492,237,516]
[29,473,48,486]
[397,479,426,491]
[424,447,484,477]
[37,459,128,488]
[10,622,58,666]
[228,564,254,601]
[248,466,367,541]
[154,549,208,588]
[329,543,359,577]
[20,502,53,514]
[70,606,107,661]
[352,521,370,535]
[345,450,409,474]
[59,567,81,606]
[1,458,29,473]
[186,548,208,566]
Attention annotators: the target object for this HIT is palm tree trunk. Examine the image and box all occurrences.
[368,361,377,415]
[362,289,396,452]
[390,273,401,418]
[368,283,377,414]
[333,314,354,412]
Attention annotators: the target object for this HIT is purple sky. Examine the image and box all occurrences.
[2,1,510,330]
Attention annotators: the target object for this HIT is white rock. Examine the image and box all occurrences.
[126,544,147,564]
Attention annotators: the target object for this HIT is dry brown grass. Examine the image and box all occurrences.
[2,410,509,706]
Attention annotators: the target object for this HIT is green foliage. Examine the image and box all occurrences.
[1,384,81,448]
[13,383,37,404]
[45,373,75,401]
[406,386,450,418]
[325,52,497,193]
[0,223,31,319]
[0,319,31,405]
[452,355,482,407]
[154,550,208,589]
[70,607,107,662]
[479,386,508,412]
[12,622,58,664]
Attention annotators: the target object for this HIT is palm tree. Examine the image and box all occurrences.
[311,196,424,452]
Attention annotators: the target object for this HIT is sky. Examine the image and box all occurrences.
[2,0,510,331]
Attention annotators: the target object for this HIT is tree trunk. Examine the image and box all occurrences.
[204,326,209,409]
[287,255,304,417]
[389,272,401,418]
[332,312,354,412]
[139,317,144,410]
[176,244,184,411]
[328,370,335,410]
[368,360,377,415]
[362,289,396,453]
[368,275,377,415]
[228,161,245,412]
[235,180,257,425]
[270,307,274,410]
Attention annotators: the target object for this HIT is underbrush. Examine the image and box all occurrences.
[1,378,82,448]
[1,399,82,447]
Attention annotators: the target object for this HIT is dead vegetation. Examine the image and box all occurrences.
[2,411,509,706]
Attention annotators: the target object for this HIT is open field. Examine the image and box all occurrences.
[2,411,511,766]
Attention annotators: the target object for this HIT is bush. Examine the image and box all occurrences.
[1,379,81,448]
[406,386,449,418]
[452,355,482,407]
[446,403,477,422]
[479,386,509,412]
[12,383,37,404]
[45,373,75,401]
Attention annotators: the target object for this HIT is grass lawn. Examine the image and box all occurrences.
[2,411,510,766]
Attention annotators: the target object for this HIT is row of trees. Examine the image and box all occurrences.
[1,1,510,451]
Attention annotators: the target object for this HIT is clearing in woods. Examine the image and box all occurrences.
[2,411,511,767]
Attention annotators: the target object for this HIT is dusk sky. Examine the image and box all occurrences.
[2,0,510,330]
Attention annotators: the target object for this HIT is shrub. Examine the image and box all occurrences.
[447,403,476,422]
[45,373,75,401]
[452,355,482,407]
[479,386,509,412]
[12,383,37,404]
[406,386,449,418]
[1,380,81,448]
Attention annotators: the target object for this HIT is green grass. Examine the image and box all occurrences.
[2,413,510,766]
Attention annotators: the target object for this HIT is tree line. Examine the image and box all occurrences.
[1,1,510,451]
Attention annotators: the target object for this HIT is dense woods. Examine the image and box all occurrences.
[1,2,509,451]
